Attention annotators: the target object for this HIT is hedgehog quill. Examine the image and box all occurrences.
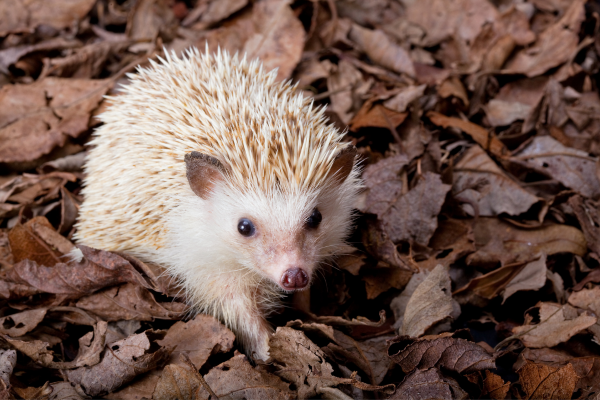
[75,48,361,360]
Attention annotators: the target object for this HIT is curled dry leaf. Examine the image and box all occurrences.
[390,368,468,400]
[453,145,541,217]
[127,0,176,41]
[0,0,96,35]
[568,195,600,255]
[65,330,172,397]
[517,360,578,400]
[400,265,461,338]
[513,136,600,198]
[505,0,585,77]
[383,85,427,113]
[362,154,409,216]
[48,382,84,400]
[349,101,408,131]
[0,78,112,164]
[327,59,366,124]
[511,302,596,348]
[388,333,496,374]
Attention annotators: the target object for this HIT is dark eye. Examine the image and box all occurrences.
[306,208,322,229]
[237,218,256,237]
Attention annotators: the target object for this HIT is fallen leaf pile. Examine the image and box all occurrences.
[1,0,600,399]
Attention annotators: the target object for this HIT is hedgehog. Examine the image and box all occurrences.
[74,48,361,360]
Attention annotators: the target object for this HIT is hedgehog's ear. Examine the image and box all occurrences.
[327,145,357,184]
[185,152,228,199]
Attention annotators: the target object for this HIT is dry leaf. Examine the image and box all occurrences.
[349,24,415,76]
[65,330,172,397]
[388,333,496,374]
[0,350,16,388]
[502,253,547,302]
[513,136,600,198]
[76,283,185,321]
[196,353,294,399]
[481,370,510,400]
[400,265,460,337]
[428,112,508,158]
[454,145,541,217]
[268,327,337,399]
[512,302,597,348]
[151,363,200,400]
[0,0,96,36]
[0,308,47,337]
[383,85,426,112]
[0,78,112,164]
[505,0,585,77]
[517,360,578,399]
[363,170,450,246]
[466,218,586,268]
[391,368,468,400]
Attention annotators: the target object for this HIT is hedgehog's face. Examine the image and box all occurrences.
[184,148,358,292]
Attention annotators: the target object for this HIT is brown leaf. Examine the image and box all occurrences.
[127,0,176,41]
[151,363,200,400]
[417,219,475,271]
[48,382,83,400]
[363,169,450,246]
[517,360,578,399]
[0,78,112,163]
[288,320,394,385]
[196,353,294,399]
[8,217,64,267]
[327,59,367,123]
[0,246,151,300]
[0,38,81,75]
[184,0,248,27]
[454,145,542,218]
[512,136,600,198]
[268,327,338,399]
[76,283,186,321]
[484,77,548,126]
[65,330,171,397]
[502,253,547,302]
[481,370,510,400]
[390,368,468,400]
[349,24,415,76]
[362,264,414,299]
[466,218,586,268]
[512,302,597,348]
[0,308,47,337]
[383,85,427,113]
[0,0,96,36]
[388,333,496,374]
[404,0,498,47]
[158,314,235,369]
[427,112,508,158]
[400,265,461,337]
[349,102,408,131]
[505,0,585,77]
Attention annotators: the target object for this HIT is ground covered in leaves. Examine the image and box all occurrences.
[1,0,600,399]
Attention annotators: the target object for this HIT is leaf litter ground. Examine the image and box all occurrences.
[2,0,600,399]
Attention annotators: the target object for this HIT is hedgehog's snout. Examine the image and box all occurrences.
[281,268,309,290]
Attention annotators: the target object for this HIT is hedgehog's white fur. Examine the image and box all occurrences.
[75,48,361,360]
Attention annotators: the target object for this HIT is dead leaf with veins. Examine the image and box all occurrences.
[388,333,496,374]
[517,360,578,399]
[400,264,461,338]
[390,368,468,400]
[510,302,596,349]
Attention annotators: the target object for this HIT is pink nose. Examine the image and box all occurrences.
[281,268,309,290]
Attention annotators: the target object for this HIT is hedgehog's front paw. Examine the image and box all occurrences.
[248,328,271,361]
